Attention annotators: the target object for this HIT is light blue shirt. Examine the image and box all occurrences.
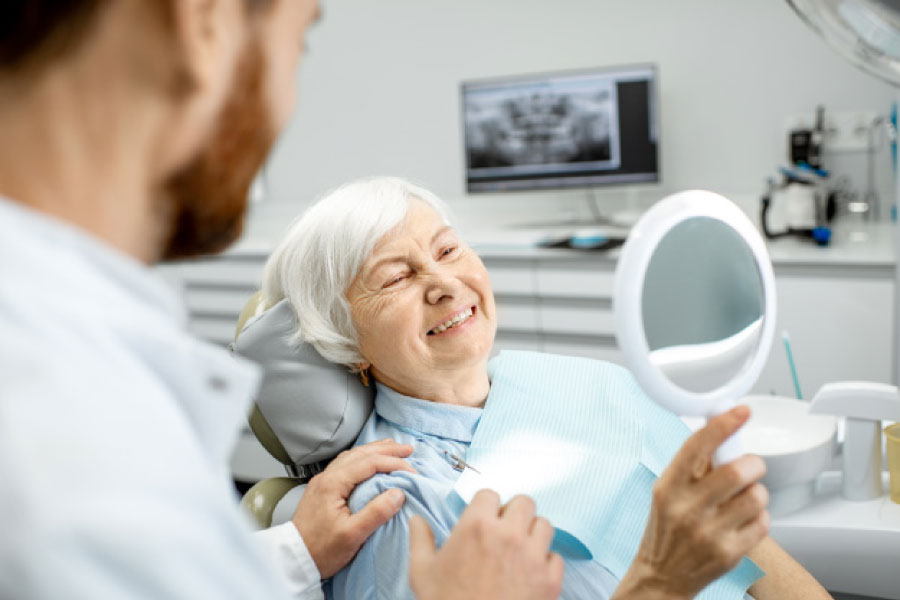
[327,382,622,600]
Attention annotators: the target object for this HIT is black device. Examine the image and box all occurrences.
[789,105,825,169]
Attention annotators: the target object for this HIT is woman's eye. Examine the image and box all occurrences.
[440,246,457,258]
[384,274,406,288]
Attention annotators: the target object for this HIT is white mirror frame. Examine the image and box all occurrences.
[614,190,777,419]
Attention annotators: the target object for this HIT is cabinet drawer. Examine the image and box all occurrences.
[542,339,624,364]
[188,317,236,346]
[536,268,614,299]
[495,298,539,332]
[173,259,265,289]
[486,264,535,296]
[185,288,256,317]
[540,303,615,337]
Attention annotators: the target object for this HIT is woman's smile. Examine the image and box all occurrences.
[427,305,477,337]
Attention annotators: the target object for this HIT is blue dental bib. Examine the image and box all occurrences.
[450,351,763,599]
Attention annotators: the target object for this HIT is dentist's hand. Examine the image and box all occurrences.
[613,406,769,600]
[292,439,415,579]
[409,490,564,600]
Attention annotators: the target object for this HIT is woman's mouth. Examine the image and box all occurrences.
[428,306,476,335]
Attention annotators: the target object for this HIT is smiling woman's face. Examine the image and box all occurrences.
[346,199,497,403]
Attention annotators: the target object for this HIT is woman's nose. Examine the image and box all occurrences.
[423,267,461,305]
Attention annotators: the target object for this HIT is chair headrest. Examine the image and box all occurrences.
[233,299,374,468]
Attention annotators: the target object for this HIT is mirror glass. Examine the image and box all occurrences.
[641,217,764,394]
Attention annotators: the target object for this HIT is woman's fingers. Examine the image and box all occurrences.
[715,482,770,530]
[696,454,767,507]
[618,407,769,599]
[726,509,771,563]
[667,406,752,485]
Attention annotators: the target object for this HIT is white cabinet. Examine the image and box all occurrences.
[754,265,894,398]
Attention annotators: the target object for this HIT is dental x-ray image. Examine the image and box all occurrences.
[464,75,621,177]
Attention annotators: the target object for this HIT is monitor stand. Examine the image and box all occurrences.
[510,190,643,230]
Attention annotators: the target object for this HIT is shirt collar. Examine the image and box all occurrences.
[374,383,483,442]
[0,197,256,466]
[0,197,186,325]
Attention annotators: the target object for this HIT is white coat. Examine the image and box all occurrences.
[0,198,323,599]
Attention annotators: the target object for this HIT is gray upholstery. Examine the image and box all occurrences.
[233,299,374,468]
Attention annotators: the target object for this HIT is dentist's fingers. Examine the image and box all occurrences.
[292,440,415,579]
[458,488,501,524]
[409,489,564,600]
[529,516,556,552]
[409,514,438,576]
[345,488,407,547]
[499,495,537,530]
[330,455,416,497]
[331,440,414,467]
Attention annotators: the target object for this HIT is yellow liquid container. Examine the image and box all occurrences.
[885,423,900,504]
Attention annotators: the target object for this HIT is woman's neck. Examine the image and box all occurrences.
[373,362,490,408]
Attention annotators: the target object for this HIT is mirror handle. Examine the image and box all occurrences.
[713,428,745,466]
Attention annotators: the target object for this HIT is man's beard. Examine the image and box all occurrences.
[159,38,274,261]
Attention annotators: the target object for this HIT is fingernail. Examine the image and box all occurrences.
[389,489,405,507]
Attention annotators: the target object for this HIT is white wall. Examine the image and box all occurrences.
[245,0,897,241]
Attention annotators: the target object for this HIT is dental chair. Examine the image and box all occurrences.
[231,293,374,528]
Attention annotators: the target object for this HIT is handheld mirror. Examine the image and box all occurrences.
[614,191,777,464]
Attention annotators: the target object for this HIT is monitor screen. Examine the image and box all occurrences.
[462,64,658,192]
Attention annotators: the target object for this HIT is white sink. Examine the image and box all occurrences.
[742,395,838,516]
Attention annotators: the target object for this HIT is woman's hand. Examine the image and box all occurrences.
[409,491,564,600]
[291,439,416,579]
[614,406,770,600]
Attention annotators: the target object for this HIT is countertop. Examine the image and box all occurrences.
[218,221,897,268]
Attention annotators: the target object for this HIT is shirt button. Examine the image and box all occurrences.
[208,375,228,392]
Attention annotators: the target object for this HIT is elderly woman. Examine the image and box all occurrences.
[261,177,830,600]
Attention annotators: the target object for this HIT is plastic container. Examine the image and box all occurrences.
[885,423,900,504]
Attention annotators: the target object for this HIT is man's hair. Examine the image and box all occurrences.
[0,0,274,74]
[0,0,109,73]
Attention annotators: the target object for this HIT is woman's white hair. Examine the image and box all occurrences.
[261,176,453,369]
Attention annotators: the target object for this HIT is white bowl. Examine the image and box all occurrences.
[742,395,837,516]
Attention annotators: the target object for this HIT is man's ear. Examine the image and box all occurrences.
[165,0,245,98]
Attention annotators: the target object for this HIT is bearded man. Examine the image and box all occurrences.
[0,2,564,599]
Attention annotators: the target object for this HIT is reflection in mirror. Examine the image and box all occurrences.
[642,217,764,394]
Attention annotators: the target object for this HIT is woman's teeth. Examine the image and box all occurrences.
[430,308,473,335]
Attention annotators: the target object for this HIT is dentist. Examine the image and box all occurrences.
[0,1,560,599]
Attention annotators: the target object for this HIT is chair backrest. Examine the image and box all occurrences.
[233,293,296,468]
[232,294,375,478]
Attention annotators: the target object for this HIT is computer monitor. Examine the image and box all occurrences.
[462,64,659,193]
